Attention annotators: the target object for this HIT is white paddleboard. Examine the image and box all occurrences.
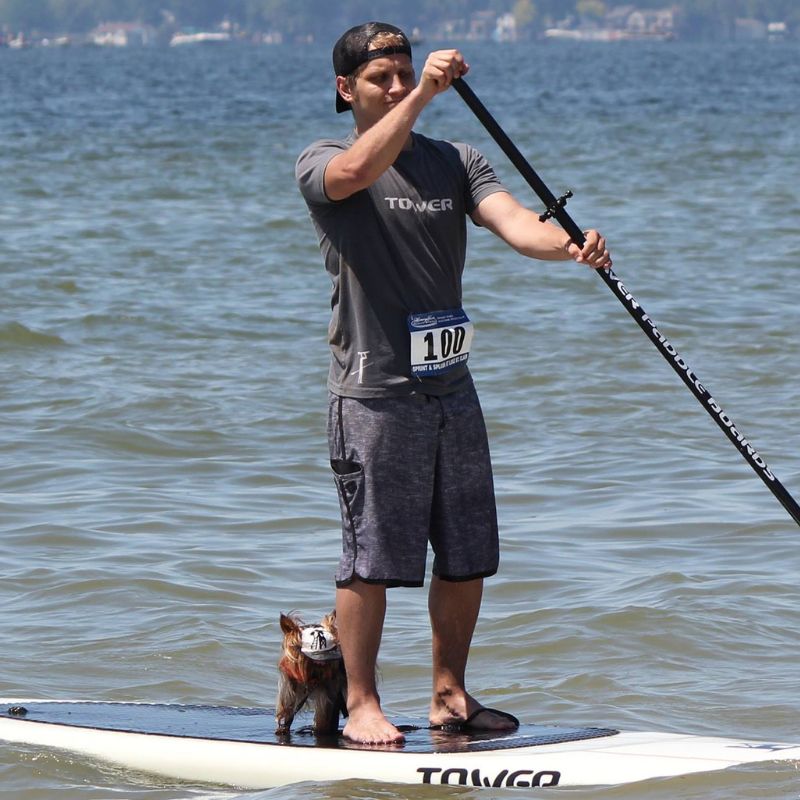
[1,700,798,789]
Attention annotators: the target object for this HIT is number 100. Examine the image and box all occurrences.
[423,326,467,361]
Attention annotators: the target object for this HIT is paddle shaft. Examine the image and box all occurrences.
[452,77,800,528]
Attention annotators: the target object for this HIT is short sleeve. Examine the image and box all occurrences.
[454,143,507,215]
[295,140,347,206]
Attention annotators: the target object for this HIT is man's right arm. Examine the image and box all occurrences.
[323,90,428,201]
[324,51,468,201]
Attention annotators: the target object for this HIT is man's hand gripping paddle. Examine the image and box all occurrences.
[452,76,800,528]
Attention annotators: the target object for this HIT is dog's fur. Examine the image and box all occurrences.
[275,611,348,736]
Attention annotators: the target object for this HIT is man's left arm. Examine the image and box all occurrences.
[472,191,611,269]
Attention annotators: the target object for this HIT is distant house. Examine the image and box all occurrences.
[7,32,30,48]
[90,22,153,47]
[469,10,495,40]
[606,6,675,38]
[545,5,675,41]
[493,13,517,42]
[734,18,767,40]
[767,21,788,40]
[431,10,496,41]
[605,5,637,31]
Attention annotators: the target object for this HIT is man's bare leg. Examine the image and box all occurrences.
[428,575,517,729]
[336,578,405,744]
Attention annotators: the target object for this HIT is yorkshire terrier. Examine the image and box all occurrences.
[275,611,348,736]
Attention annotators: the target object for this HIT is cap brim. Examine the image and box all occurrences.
[304,648,343,662]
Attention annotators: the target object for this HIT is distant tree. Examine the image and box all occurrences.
[2,0,48,29]
[576,0,606,19]
[513,0,537,35]
[0,0,798,39]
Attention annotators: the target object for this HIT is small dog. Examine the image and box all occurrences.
[275,611,348,736]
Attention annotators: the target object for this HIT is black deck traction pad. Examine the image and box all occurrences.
[0,701,619,753]
[3,702,619,754]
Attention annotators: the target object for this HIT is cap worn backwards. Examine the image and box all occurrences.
[332,21,413,113]
[300,625,342,662]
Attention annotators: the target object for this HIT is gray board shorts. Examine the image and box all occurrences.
[327,382,499,588]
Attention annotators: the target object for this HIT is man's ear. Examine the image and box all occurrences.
[336,75,354,106]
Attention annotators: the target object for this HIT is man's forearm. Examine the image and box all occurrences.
[481,200,573,261]
[325,87,431,200]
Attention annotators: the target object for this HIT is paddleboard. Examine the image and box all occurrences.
[2,700,799,789]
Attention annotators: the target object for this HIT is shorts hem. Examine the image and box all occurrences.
[336,573,425,589]
[431,567,498,583]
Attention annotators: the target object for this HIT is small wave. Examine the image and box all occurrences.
[36,278,80,294]
[0,321,67,349]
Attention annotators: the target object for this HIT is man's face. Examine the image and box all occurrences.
[340,54,416,128]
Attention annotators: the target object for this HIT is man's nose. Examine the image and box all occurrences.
[388,74,406,94]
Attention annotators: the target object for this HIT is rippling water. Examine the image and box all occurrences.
[1,39,799,799]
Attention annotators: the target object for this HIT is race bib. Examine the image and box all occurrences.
[408,308,474,377]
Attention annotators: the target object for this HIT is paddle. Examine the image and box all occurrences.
[452,76,800,528]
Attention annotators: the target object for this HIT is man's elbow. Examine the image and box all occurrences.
[324,158,372,201]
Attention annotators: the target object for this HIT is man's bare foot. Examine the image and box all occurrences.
[343,710,405,745]
[429,689,518,731]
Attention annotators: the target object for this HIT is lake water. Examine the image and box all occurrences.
[1,38,799,799]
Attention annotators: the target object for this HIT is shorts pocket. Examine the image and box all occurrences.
[330,459,364,524]
[330,458,361,477]
[331,460,364,581]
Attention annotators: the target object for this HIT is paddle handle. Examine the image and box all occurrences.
[452,77,800,527]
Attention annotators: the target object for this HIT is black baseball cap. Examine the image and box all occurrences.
[332,22,413,113]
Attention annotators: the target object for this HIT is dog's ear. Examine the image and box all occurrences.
[321,610,337,634]
[280,613,299,634]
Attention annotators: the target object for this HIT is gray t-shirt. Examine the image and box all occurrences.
[296,131,506,397]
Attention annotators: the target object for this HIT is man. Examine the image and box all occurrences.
[296,21,611,745]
